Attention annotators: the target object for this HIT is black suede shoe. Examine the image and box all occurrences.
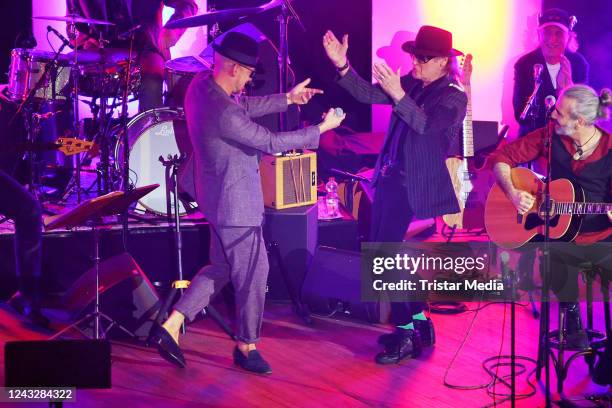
[378,318,435,347]
[233,347,272,374]
[564,303,589,350]
[375,329,422,365]
[150,323,186,368]
[593,338,612,386]
[8,291,50,329]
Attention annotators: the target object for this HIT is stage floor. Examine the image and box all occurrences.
[1,299,610,407]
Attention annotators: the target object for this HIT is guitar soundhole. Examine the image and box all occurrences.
[524,213,561,231]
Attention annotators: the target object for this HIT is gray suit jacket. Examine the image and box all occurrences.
[183,73,320,226]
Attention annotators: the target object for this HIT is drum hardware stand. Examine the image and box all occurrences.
[119,27,137,248]
[66,22,85,203]
[152,154,235,340]
[9,42,71,202]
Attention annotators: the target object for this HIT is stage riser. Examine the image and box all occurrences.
[0,225,211,299]
[0,218,361,301]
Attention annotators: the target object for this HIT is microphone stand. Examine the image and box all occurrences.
[276,0,305,131]
[519,79,541,124]
[498,251,518,408]
[537,115,555,408]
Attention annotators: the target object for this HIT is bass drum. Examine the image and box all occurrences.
[114,107,192,215]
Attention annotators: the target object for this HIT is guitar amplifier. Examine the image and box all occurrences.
[260,150,317,209]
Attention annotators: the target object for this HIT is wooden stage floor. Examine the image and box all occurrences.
[1,298,610,407]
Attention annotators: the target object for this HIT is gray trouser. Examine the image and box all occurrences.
[174,224,269,343]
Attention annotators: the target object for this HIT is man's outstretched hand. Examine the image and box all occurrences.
[287,78,324,105]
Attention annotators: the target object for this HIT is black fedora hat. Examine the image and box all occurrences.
[212,32,259,68]
[402,25,463,57]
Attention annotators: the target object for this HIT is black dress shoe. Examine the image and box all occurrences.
[149,323,186,368]
[233,347,272,374]
[375,329,422,365]
[378,318,435,347]
[8,292,50,329]
[593,338,612,386]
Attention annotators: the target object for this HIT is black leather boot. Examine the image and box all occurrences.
[375,329,422,365]
[378,318,435,347]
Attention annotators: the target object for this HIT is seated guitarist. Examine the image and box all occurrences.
[488,84,612,349]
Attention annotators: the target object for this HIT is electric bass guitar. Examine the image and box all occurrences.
[4,137,95,156]
[484,167,612,249]
[443,54,496,229]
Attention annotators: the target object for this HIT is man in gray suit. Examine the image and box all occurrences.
[151,32,345,374]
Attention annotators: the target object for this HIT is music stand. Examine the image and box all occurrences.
[47,184,159,340]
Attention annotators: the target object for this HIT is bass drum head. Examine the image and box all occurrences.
[114,107,189,215]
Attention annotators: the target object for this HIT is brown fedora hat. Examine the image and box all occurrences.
[402,25,463,57]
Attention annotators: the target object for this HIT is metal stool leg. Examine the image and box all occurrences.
[557,304,567,393]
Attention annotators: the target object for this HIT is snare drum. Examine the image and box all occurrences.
[7,49,71,102]
[164,56,211,107]
[114,107,190,215]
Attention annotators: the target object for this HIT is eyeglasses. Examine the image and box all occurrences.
[237,63,256,78]
[411,54,435,64]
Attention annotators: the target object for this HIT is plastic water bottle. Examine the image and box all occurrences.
[325,177,339,217]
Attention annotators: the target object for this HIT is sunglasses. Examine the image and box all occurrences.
[412,54,436,64]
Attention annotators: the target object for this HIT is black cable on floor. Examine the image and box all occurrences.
[442,293,538,406]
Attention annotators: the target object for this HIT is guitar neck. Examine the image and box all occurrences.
[554,202,612,215]
[462,83,474,158]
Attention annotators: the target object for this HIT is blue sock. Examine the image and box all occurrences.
[397,322,414,330]
[412,312,427,321]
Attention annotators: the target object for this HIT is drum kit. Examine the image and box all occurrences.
[5,0,295,217]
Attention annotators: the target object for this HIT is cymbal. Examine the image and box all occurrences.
[165,0,281,29]
[33,14,115,26]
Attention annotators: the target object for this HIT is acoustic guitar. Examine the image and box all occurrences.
[484,167,612,249]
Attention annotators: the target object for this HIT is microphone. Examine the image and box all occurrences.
[334,107,344,117]
[47,25,73,49]
[118,24,143,40]
[545,95,556,117]
[533,63,543,84]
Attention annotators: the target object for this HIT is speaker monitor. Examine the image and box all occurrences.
[62,252,160,339]
[263,204,318,300]
[4,339,111,388]
[260,151,317,209]
[301,245,386,323]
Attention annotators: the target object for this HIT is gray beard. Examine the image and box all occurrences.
[555,123,575,136]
